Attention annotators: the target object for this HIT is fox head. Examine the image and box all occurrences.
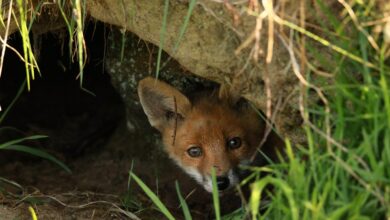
[138,77,265,192]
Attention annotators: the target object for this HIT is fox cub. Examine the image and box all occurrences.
[138,77,269,192]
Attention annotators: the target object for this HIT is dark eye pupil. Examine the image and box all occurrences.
[228,137,241,149]
[187,146,202,157]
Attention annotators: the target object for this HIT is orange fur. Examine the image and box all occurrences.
[138,77,267,192]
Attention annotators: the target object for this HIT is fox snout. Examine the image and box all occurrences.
[215,171,240,191]
[216,176,230,191]
[187,168,240,193]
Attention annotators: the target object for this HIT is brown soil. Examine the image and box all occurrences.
[1,121,241,220]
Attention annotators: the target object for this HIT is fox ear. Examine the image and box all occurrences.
[138,77,191,131]
[219,83,243,107]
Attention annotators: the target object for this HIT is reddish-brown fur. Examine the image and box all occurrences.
[138,77,272,191]
[162,96,264,177]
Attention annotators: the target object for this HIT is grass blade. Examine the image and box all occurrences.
[1,144,71,173]
[74,0,86,87]
[15,0,40,90]
[0,80,26,125]
[155,0,169,79]
[250,176,298,220]
[211,168,221,220]
[175,181,192,220]
[28,206,38,220]
[57,0,74,57]
[130,172,175,220]
[0,135,47,149]
[173,0,197,53]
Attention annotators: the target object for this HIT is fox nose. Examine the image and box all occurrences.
[216,176,230,191]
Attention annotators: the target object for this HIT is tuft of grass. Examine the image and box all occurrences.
[249,140,299,220]
[130,1,390,219]
[253,1,390,219]
[74,0,86,88]
[121,160,144,212]
[14,0,40,91]
[1,0,88,89]
[57,0,75,59]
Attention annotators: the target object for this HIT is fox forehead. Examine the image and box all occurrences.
[179,98,243,131]
[166,98,259,156]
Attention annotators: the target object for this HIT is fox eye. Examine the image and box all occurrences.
[187,146,202,158]
[227,137,241,150]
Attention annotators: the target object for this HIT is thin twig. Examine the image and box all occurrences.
[262,0,274,64]
[254,97,283,160]
[361,15,390,27]
[299,0,306,75]
[19,194,141,220]
[198,1,244,38]
[0,36,38,66]
[263,64,272,118]
[0,0,14,78]
[338,0,379,51]
[172,96,178,146]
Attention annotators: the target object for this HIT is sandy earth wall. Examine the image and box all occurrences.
[2,0,306,143]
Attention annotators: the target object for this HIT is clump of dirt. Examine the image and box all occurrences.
[0,22,244,219]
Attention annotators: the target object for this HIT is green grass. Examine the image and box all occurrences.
[129,172,175,220]
[211,168,221,220]
[155,0,197,77]
[132,1,390,220]
[0,135,71,174]
[172,0,197,54]
[1,0,389,219]
[251,3,390,219]
[15,0,40,91]
[57,0,76,59]
[155,0,170,79]
[2,0,86,90]
[175,181,192,220]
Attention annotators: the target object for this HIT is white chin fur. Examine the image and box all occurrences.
[227,169,239,187]
[182,168,213,193]
[172,159,239,193]
[183,167,204,186]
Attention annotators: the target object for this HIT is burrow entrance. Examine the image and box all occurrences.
[0,22,242,219]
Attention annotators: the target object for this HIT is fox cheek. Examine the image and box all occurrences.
[183,167,204,186]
